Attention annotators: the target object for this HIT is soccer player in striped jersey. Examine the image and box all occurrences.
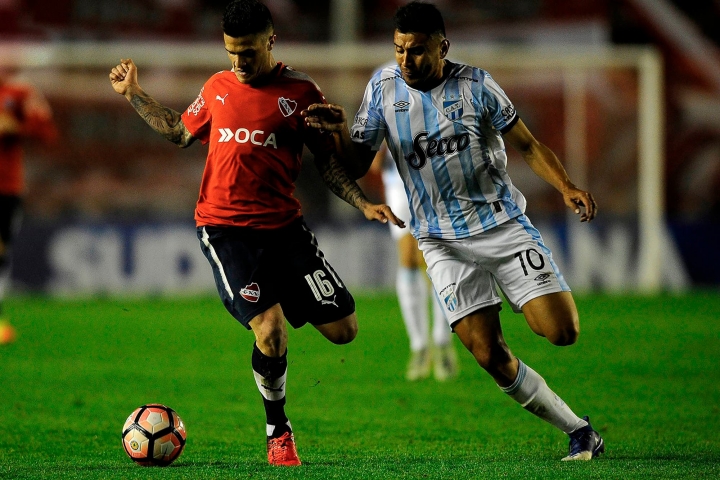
[110,0,402,467]
[303,1,604,462]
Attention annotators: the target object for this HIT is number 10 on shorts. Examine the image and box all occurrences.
[514,248,545,276]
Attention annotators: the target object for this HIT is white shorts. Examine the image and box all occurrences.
[383,170,411,241]
[418,215,570,327]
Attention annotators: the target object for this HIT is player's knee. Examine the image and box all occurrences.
[317,314,358,345]
[471,343,512,374]
[472,350,493,371]
[253,322,288,356]
[547,324,579,346]
[256,331,287,356]
[328,321,358,345]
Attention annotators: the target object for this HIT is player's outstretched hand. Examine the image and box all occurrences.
[109,58,139,96]
[361,202,406,228]
[563,186,597,222]
[302,103,347,132]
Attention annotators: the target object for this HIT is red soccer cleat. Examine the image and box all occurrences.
[267,431,302,466]
[0,320,16,345]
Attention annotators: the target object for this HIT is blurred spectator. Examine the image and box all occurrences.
[0,69,57,337]
[369,145,458,382]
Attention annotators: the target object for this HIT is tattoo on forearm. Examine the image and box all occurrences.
[317,155,368,210]
[130,92,192,147]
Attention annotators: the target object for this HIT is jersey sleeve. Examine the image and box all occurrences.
[350,77,387,151]
[478,71,519,134]
[181,81,212,144]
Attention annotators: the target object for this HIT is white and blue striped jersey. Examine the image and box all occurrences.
[351,61,526,240]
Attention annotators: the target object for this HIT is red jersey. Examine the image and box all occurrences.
[0,81,57,196]
[182,63,332,229]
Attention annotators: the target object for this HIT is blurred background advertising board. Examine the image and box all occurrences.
[2,0,719,295]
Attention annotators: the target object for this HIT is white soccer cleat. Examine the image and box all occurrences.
[433,343,459,381]
[406,348,431,381]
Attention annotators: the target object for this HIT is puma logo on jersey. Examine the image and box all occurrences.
[278,97,297,117]
[216,93,229,105]
[218,128,278,148]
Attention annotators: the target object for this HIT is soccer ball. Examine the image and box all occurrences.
[121,404,187,466]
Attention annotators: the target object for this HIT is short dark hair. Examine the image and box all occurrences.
[393,1,446,37]
[222,0,274,37]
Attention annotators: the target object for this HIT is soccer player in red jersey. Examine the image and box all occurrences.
[110,0,403,466]
[0,70,57,343]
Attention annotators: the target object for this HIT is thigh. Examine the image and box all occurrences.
[418,237,501,329]
[488,215,570,313]
[275,219,355,329]
[521,291,579,343]
[312,312,358,345]
[396,233,421,268]
[452,305,505,353]
[197,226,281,329]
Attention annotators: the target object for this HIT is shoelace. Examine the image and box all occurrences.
[269,436,292,459]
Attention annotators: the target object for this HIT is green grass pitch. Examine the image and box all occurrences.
[1,291,719,479]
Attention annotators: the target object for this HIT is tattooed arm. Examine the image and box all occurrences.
[109,58,194,148]
[314,153,405,227]
[302,103,376,179]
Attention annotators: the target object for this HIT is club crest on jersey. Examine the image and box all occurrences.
[440,284,458,312]
[443,100,463,120]
[278,97,297,117]
[240,282,261,302]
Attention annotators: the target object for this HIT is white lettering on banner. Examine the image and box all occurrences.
[43,221,690,295]
[564,223,689,291]
[47,226,214,296]
[48,229,125,294]
[133,228,211,293]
